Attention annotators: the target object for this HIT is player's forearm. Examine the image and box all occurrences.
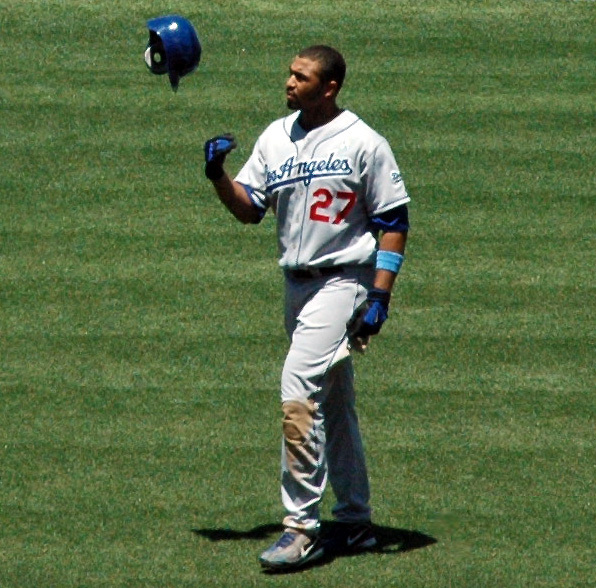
[210,173,261,224]
[374,231,408,292]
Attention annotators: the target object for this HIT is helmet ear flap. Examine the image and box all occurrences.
[145,32,168,75]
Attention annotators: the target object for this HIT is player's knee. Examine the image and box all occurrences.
[282,400,315,444]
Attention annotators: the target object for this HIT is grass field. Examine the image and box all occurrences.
[1,1,594,586]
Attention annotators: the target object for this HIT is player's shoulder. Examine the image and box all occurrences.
[255,111,300,143]
[343,111,385,140]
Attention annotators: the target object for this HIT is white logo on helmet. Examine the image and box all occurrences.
[169,22,179,31]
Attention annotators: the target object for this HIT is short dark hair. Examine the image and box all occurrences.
[298,45,346,91]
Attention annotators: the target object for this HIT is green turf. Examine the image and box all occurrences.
[1,1,594,586]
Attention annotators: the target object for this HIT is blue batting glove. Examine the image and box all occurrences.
[204,134,237,180]
[347,288,391,343]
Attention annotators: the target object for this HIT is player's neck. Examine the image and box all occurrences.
[298,105,343,132]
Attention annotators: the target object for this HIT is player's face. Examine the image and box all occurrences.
[285,57,327,111]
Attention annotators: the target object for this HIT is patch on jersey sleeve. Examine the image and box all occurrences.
[391,171,403,185]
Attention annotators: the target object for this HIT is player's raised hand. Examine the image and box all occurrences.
[204,134,237,180]
[346,288,391,353]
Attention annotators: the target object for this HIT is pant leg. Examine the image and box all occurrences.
[322,359,372,523]
[280,398,326,532]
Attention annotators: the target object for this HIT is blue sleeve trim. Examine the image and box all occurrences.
[370,204,410,233]
[239,183,267,223]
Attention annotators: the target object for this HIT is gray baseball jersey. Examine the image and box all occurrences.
[235,109,410,269]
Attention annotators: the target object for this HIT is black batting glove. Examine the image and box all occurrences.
[204,134,237,181]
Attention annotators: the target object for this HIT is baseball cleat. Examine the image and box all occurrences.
[323,522,378,555]
[259,528,324,570]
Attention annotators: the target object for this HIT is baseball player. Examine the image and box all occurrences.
[204,45,410,571]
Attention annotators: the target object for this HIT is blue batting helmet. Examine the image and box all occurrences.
[145,15,201,91]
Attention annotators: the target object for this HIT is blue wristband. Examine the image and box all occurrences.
[375,250,404,274]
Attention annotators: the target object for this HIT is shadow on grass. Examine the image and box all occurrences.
[192,520,437,573]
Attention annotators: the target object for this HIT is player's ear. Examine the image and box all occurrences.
[324,79,339,100]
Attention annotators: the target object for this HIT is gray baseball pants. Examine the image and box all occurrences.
[279,267,374,533]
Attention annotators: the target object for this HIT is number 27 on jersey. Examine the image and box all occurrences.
[309,188,356,225]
